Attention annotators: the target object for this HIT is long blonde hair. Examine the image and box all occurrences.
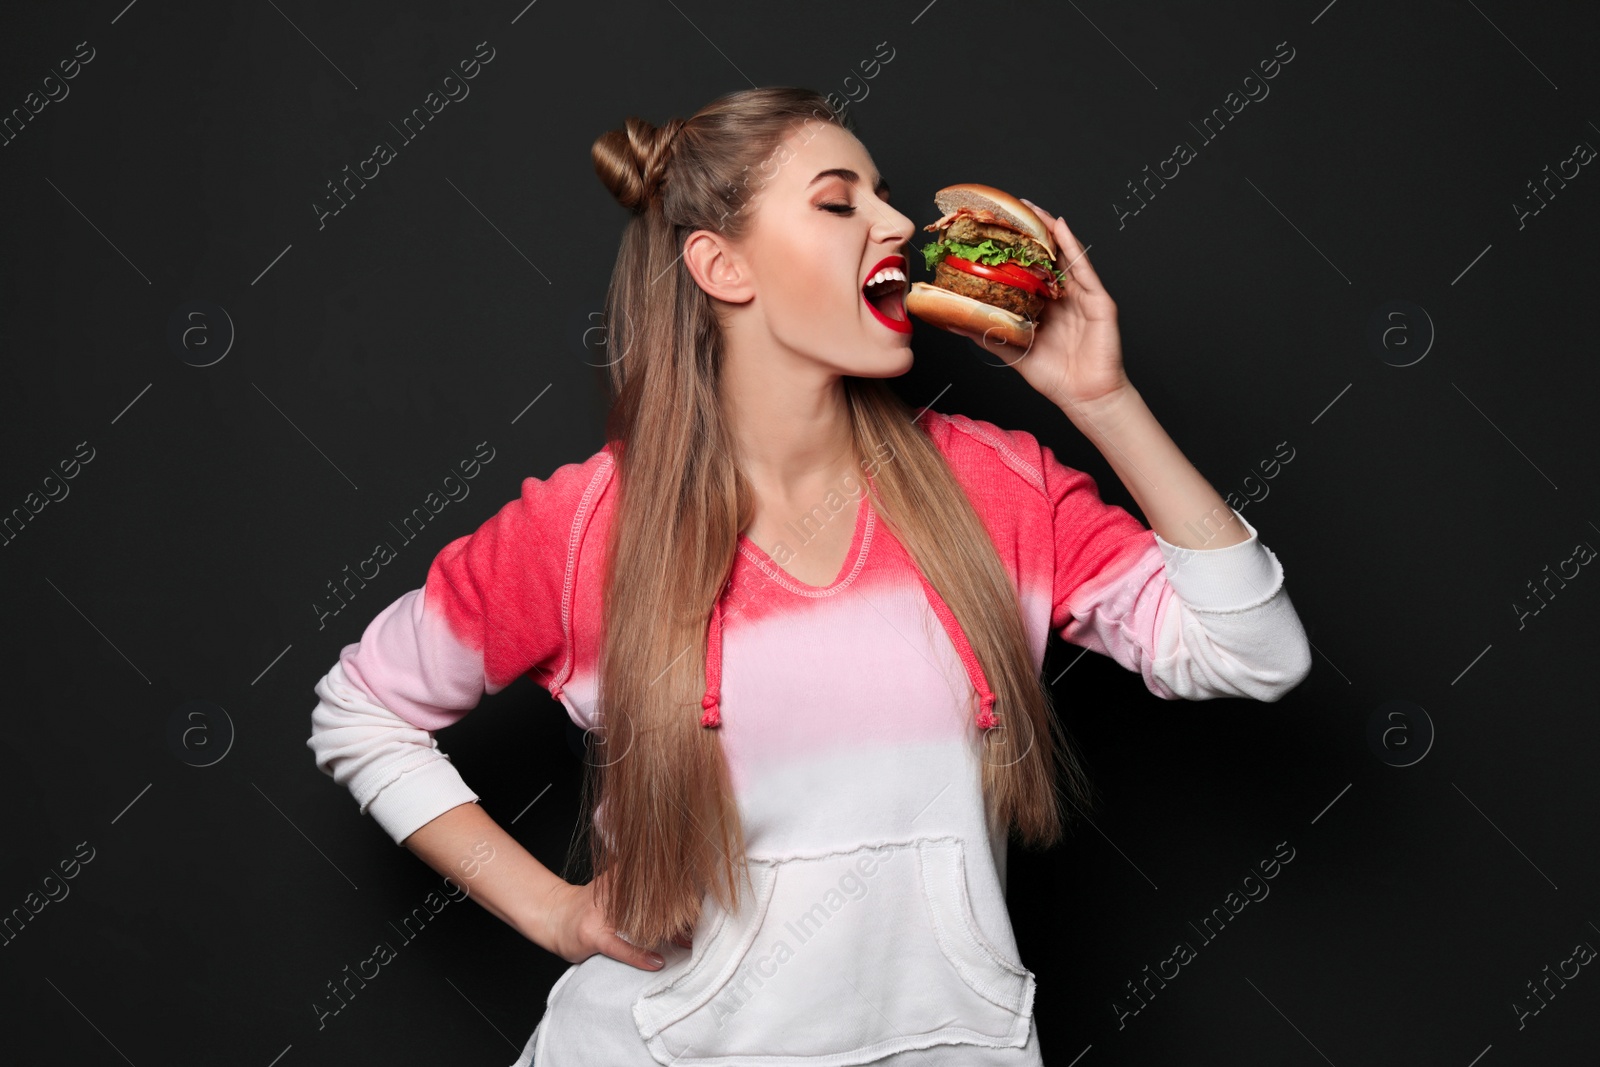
[579,86,1095,950]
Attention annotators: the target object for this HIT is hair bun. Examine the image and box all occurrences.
[593,116,688,213]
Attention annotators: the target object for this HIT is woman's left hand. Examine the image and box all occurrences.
[950,200,1130,412]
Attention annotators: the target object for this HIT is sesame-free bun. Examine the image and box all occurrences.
[931,183,1057,259]
[904,281,1037,348]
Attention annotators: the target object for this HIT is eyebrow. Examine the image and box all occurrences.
[807,167,891,198]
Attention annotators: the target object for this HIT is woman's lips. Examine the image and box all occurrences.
[863,287,912,334]
[863,254,912,335]
[864,252,915,335]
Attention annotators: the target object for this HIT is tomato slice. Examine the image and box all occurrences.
[991,260,1056,292]
[939,255,1051,298]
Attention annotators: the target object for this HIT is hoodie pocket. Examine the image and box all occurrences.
[631,836,1034,1066]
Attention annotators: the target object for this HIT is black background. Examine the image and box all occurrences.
[3,1,1599,1064]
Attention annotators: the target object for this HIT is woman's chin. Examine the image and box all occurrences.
[848,346,914,378]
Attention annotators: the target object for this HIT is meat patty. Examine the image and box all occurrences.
[932,260,1045,320]
[944,216,1054,263]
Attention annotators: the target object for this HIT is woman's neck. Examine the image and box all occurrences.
[721,358,858,504]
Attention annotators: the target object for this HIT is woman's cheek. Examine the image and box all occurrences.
[790,259,836,316]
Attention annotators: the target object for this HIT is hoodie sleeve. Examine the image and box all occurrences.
[307,660,483,846]
[306,465,580,845]
[1034,434,1312,702]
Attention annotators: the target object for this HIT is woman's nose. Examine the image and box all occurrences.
[873,205,916,246]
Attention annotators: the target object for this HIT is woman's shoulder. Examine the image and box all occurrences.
[919,408,1054,499]
[491,439,618,532]
[436,441,617,594]
[525,438,617,498]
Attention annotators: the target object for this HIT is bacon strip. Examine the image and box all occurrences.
[921,207,1004,231]
[1030,264,1064,301]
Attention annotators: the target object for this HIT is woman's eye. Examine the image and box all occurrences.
[820,202,856,215]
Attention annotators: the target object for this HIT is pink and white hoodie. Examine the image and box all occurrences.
[307,409,1312,1066]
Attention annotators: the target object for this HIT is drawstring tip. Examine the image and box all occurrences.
[700,692,721,728]
[975,693,998,731]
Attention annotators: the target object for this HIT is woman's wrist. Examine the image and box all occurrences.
[1052,377,1141,438]
[513,866,571,949]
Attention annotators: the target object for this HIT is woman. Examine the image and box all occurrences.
[307,86,1312,1066]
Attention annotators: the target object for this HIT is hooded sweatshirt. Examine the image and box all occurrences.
[307,409,1312,1066]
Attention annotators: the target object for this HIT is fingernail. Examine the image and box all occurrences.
[647,953,665,967]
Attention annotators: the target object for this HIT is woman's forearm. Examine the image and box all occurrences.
[402,800,569,948]
[1054,382,1249,552]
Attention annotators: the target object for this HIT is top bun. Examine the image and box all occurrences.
[593,116,688,214]
[932,183,1057,259]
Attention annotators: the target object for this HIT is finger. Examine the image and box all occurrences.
[964,328,1005,353]
[1049,216,1106,296]
[1018,196,1055,229]
[601,928,666,970]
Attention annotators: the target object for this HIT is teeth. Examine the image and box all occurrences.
[864,266,907,290]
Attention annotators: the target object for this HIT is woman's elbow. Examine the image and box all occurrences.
[1255,638,1313,702]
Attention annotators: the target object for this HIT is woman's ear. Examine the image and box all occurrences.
[682,229,755,305]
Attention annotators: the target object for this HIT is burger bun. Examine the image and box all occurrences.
[932,183,1057,260]
[904,281,1037,349]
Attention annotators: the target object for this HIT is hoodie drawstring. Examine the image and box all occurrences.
[700,593,724,728]
[913,569,1000,730]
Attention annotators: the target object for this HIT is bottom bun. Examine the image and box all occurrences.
[904,282,1037,349]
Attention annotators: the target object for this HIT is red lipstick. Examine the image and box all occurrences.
[861,254,911,335]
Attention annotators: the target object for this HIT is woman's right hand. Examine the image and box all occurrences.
[399,802,694,971]
[536,869,680,970]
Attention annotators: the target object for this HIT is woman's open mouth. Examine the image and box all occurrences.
[862,257,912,335]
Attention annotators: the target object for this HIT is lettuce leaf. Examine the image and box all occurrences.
[920,237,1067,289]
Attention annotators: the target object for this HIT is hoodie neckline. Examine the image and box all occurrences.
[736,489,873,597]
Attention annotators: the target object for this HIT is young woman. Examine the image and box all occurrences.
[308,86,1312,1066]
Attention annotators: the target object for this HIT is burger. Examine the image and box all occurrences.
[904,183,1066,347]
